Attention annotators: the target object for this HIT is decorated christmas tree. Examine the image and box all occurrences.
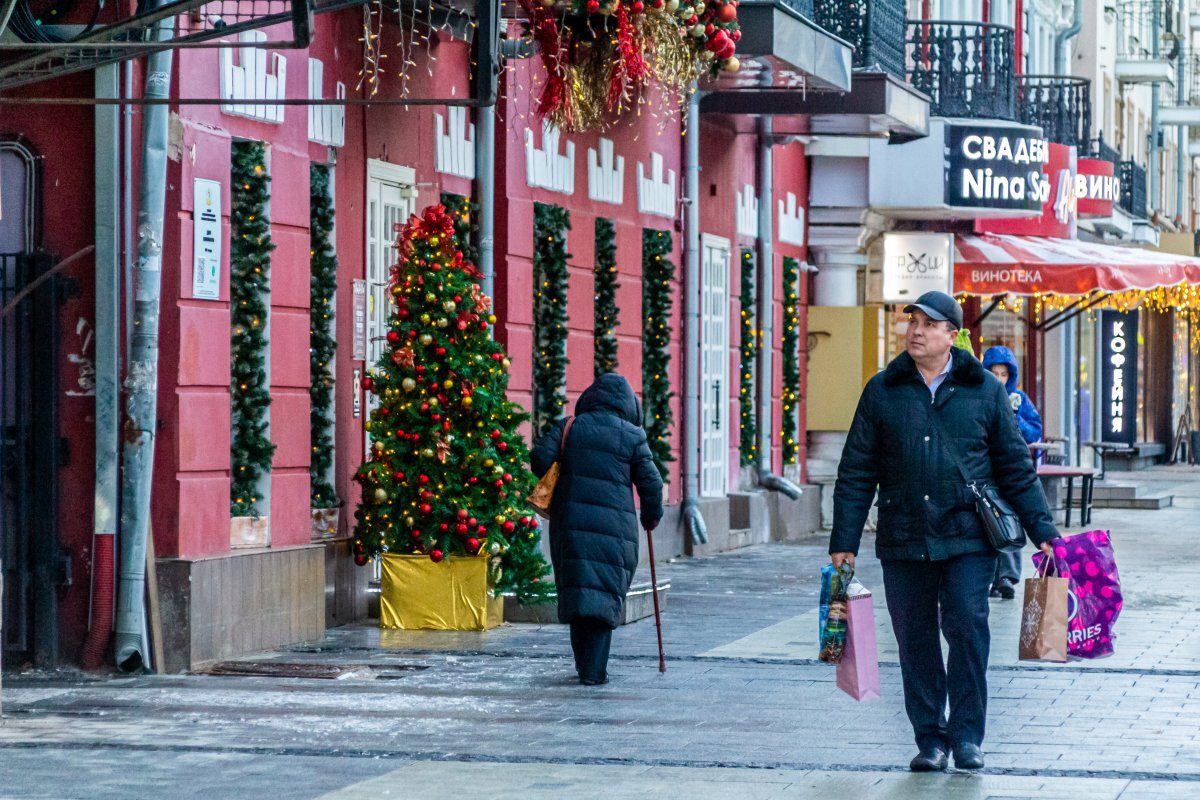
[353,203,552,603]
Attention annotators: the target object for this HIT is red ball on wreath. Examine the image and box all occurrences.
[719,2,737,23]
[457,508,470,520]
[632,1,644,12]
[440,522,450,532]
[392,471,405,482]
[468,518,477,527]
[429,549,444,563]
[476,524,487,534]
[502,521,516,534]
[419,503,432,514]
[494,479,504,488]
[387,330,400,344]
[410,529,422,539]
[456,523,469,535]
[497,441,508,452]
[354,553,369,567]
[503,473,513,483]
[362,377,374,391]
[418,474,430,484]
[465,538,481,554]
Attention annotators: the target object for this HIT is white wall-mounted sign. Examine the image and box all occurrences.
[308,58,345,147]
[220,30,287,123]
[587,138,624,205]
[352,279,368,362]
[435,106,475,179]
[881,232,954,304]
[735,184,758,238]
[524,121,575,195]
[192,178,222,300]
[637,152,676,218]
[777,192,805,246]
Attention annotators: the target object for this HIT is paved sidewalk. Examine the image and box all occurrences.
[1,465,1198,799]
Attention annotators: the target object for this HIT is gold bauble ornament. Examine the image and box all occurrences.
[374,441,385,453]
[690,24,705,37]
[405,516,415,526]
[420,333,434,345]
[723,56,741,73]
[402,377,417,391]
[426,293,437,303]
[437,318,449,328]
[463,396,473,407]
[502,358,511,368]
[484,458,495,468]
[374,488,388,503]
[420,313,431,325]
[488,314,497,324]
[665,0,679,10]
[430,236,440,246]
[490,542,501,555]
[443,379,454,390]
[421,448,435,458]
[443,300,457,313]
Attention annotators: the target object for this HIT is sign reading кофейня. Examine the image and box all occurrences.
[1100,309,1138,446]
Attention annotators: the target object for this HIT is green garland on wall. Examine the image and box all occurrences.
[309,164,338,509]
[739,248,757,468]
[230,141,277,517]
[642,228,675,481]
[440,192,479,265]
[780,256,801,466]
[533,202,571,439]
[593,217,620,378]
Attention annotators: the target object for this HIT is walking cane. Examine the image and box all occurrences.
[645,527,666,673]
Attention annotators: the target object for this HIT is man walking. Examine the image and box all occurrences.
[829,291,1058,772]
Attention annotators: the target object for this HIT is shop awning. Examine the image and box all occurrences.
[954,234,1200,296]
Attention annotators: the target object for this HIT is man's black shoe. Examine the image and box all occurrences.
[909,746,948,772]
[579,676,608,686]
[953,743,985,770]
[997,579,1016,600]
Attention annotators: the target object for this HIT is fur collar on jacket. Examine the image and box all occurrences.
[882,347,988,388]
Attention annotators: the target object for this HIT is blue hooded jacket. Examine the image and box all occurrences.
[982,346,1043,444]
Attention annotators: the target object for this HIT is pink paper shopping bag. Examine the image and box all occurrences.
[836,591,881,702]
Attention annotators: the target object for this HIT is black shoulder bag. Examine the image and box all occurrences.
[928,416,1027,552]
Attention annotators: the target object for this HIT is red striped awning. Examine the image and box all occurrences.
[954,234,1200,296]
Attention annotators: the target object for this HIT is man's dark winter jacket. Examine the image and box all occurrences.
[829,347,1057,562]
[531,374,664,628]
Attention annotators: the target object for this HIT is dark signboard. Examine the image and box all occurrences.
[945,123,1048,213]
[1099,310,1138,445]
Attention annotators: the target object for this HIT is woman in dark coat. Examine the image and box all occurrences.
[531,373,664,685]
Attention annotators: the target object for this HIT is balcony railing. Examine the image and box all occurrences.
[1089,133,1122,168]
[1017,75,1092,148]
[1120,160,1148,218]
[777,0,816,17]
[907,20,1017,120]
[813,0,908,79]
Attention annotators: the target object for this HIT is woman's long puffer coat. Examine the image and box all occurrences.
[531,374,664,628]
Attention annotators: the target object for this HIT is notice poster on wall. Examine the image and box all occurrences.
[352,279,367,362]
[1100,310,1138,445]
[881,232,955,304]
[192,179,222,299]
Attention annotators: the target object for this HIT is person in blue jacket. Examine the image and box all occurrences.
[981,346,1043,599]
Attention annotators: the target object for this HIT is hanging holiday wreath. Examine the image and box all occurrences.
[520,0,742,132]
[533,203,571,439]
[780,256,801,466]
[310,164,339,510]
[738,248,756,468]
[642,228,675,481]
[594,217,620,378]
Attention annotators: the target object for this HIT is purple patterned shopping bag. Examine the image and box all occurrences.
[1032,530,1123,659]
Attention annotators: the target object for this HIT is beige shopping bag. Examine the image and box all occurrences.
[1019,560,1069,663]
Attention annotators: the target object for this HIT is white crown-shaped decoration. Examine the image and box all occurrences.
[435,107,476,179]
[637,152,676,218]
[587,138,625,205]
[524,121,575,195]
[778,191,806,247]
[736,184,759,238]
[220,31,286,124]
[308,58,345,147]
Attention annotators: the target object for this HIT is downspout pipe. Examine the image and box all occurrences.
[115,18,174,672]
[475,0,499,300]
[755,116,801,501]
[1053,0,1083,76]
[1177,0,1187,217]
[680,90,707,545]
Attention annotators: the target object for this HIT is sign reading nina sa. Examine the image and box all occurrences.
[945,124,1050,212]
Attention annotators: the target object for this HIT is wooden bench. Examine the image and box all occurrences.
[1036,465,1100,527]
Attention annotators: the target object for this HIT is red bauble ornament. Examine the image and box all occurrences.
[430,549,444,563]
[362,377,374,391]
[410,529,422,539]
[419,503,432,514]
[719,2,737,22]
[476,524,487,534]
[420,403,430,413]
[587,0,599,10]
[491,429,501,439]
[408,330,418,339]
[705,23,714,35]
[435,347,446,356]
[480,321,489,330]
[431,414,441,422]
[468,477,478,484]
[440,523,450,532]
[354,553,369,567]
[454,294,463,302]
[387,330,400,344]
[416,365,426,373]
[632,1,644,12]
[502,521,516,534]
[503,473,513,483]
[497,441,508,452]
[466,538,481,553]
[468,518,477,527]
[379,408,390,416]
[392,471,405,481]
[398,308,411,320]
[687,15,698,25]
[494,479,504,488]
[731,29,741,41]
[457,509,469,519]
[456,523,469,535]
[418,474,430,484]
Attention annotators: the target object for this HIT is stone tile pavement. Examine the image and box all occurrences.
[0,465,1198,799]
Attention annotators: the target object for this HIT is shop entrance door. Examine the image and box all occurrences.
[700,235,730,497]
[364,160,417,456]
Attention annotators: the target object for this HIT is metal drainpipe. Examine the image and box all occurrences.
[681,90,707,545]
[1053,0,1083,76]
[115,17,174,672]
[1150,0,1161,211]
[80,64,122,670]
[754,117,801,501]
[475,0,498,300]
[1177,0,1187,217]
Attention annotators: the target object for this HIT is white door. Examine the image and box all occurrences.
[700,234,730,498]
[365,160,417,456]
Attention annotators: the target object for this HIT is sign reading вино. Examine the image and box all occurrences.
[1100,309,1138,446]
[945,125,1050,212]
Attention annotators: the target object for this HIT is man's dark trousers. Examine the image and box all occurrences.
[882,550,998,751]
[569,618,614,682]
